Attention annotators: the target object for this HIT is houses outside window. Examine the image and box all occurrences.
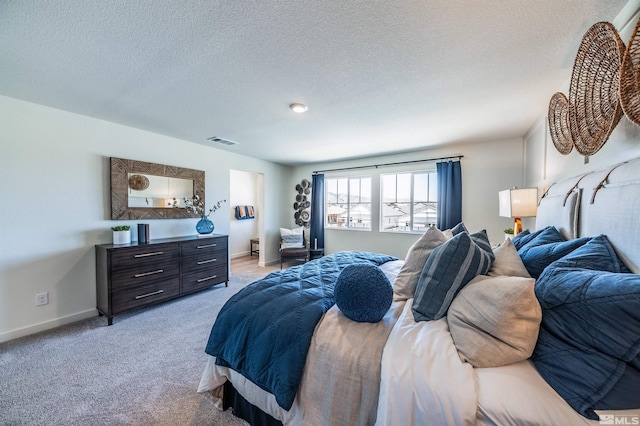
[325,176,372,230]
[381,171,437,232]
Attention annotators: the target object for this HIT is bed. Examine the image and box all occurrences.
[198,157,640,425]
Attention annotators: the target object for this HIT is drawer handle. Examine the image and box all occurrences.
[197,258,217,265]
[197,275,218,283]
[196,243,217,249]
[135,289,164,299]
[134,269,164,278]
[134,252,164,258]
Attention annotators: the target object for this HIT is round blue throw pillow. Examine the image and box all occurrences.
[334,264,393,323]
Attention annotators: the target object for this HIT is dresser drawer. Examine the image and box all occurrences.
[181,250,226,274]
[111,277,180,314]
[181,237,227,259]
[110,243,180,271]
[182,266,227,294]
[111,261,179,290]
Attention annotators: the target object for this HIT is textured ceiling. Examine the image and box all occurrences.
[0,1,631,165]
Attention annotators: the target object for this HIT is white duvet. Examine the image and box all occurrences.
[376,299,477,426]
[376,298,640,426]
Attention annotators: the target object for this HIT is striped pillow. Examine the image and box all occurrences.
[469,229,495,262]
[412,232,494,321]
[393,226,450,301]
[451,222,469,235]
[280,227,304,249]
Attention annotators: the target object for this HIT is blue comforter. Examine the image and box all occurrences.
[204,251,397,410]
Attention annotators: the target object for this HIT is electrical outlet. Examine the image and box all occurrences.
[36,292,48,306]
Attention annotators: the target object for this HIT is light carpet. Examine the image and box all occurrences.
[0,272,271,426]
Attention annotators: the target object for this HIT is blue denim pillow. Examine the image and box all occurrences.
[541,234,630,273]
[532,235,640,420]
[513,226,562,251]
[516,226,564,252]
[518,237,591,278]
[511,229,530,249]
[412,232,493,321]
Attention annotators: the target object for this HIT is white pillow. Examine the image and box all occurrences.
[488,238,531,278]
[393,227,450,301]
[280,227,304,249]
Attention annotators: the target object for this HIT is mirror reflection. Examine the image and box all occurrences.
[127,173,194,208]
[110,157,205,220]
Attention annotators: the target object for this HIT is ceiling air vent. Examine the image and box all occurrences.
[207,136,237,146]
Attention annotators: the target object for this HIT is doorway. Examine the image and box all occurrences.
[229,169,265,275]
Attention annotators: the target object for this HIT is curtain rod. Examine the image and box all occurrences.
[312,155,463,175]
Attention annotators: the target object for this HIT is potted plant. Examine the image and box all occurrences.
[503,228,514,240]
[111,225,131,244]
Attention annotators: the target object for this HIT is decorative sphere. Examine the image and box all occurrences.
[334,264,393,323]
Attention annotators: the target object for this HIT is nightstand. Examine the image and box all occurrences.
[309,248,324,261]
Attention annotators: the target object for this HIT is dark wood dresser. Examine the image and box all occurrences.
[95,234,228,325]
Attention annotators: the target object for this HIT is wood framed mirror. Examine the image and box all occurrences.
[110,157,205,220]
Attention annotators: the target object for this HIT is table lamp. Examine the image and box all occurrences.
[498,188,538,235]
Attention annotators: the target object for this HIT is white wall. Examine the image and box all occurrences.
[292,137,525,259]
[0,95,290,342]
[229,170,260,258]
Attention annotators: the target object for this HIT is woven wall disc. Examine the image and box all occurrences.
[568,21,625,156]
[548,92,573,155]
[620,16,640,126]
[128,174,149,191]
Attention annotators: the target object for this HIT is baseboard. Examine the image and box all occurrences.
[0,309,98,343]
[230,251,251,259]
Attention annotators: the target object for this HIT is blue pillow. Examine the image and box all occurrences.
[531,236,640,420]
[518,237,591,278]
[511,229,530,248]
[513,226,561,250]
[412,232,493,321]
[517,226,565,252]
[542,234,630,274]
[334,264,393,323]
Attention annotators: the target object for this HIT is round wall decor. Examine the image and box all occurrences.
[568,21,625,156]
[548,92,573,155]
[620,16,640,126]
[293,178,312,227]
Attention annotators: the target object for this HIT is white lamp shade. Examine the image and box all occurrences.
[499,188,538,218]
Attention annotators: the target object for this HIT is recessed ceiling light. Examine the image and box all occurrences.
[290,103,308,113]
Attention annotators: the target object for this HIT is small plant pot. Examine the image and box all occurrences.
[113,230,131,245]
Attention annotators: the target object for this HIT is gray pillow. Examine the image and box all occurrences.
[448,275,541,368]
[393,227,449,301]
[412,231,493,321]
[488,238,531,278]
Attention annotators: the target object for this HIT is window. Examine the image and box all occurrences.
[325,176,372,230]
[381,171,437,232]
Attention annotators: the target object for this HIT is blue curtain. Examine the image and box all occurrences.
[436,160,462,230]
[310,174,325,249]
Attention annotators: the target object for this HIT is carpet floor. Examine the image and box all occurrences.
[0,271,272,426]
